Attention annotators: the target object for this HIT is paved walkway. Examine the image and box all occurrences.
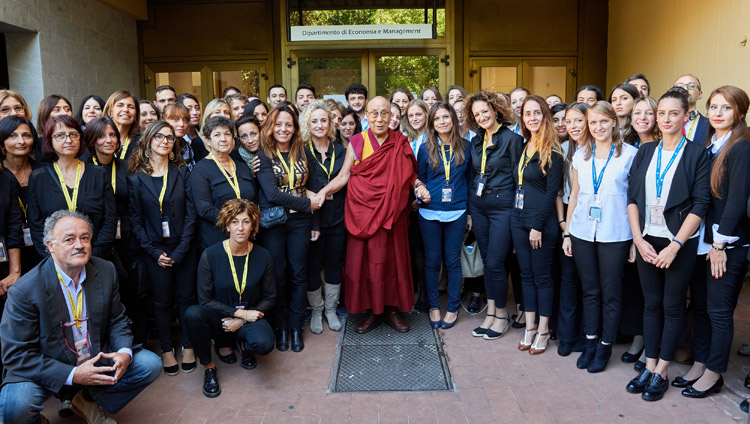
[44,289,750,423]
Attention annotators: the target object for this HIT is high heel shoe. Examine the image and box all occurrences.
[440,310,459,329]
[671,374,702,388]
[681,376,724,399]
[472,314,495,337]
[483,315,510,340]
[511,310,526,329]
[429,308,442,329]
[518,327,537,351]
[529,331,551,355]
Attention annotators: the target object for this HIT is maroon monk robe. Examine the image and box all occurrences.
[343,128,417,314]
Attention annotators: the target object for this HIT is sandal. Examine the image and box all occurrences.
[483,315,512,340]
[512,310,526,329]
[518,327,537,351]
[472,314,496,337]
[529,331,551,355]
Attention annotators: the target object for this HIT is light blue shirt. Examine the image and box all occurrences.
[360,114,369,131]
[410,133,426,157]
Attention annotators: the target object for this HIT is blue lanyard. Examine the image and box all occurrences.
[634,138,640,149]
[655,136,687,200]
[411,133,426,154]
[591,143,615,196]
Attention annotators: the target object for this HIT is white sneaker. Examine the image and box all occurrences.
[70,390,118,424]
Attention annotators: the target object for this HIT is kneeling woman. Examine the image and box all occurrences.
[186,199,276,398]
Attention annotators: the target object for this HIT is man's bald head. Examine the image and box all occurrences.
[366,96,391,137]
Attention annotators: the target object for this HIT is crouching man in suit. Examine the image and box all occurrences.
[0,210,161,423]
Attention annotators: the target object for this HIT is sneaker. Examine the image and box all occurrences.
[70,390,117,424]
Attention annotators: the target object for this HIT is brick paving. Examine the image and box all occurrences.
[43,288,750,423]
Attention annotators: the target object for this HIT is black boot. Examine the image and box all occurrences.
[576,337,597,369]
[276,328,290,352]
[558,341,573,357]
[291,328,304,352]
[587,342,612,373]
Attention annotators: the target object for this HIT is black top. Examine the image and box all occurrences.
[14,158,46,222]
[703,139,750,245]
[469,126,525,195]
[26,162,116,258]
[256,149,313,215]
[628,140,711,236]
[305,141,347,228]
[190,156,257,248]
[191,134,209,163]
[511,149,564,231]
[197,241,276,317]
[116,133,141,162]
[127,164,196,263]
[0,168,24,251]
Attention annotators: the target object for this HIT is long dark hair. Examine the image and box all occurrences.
[37,95,72,135]
[609,83,640,144]
[74,95,105,128]
[562,102,590,188]
[0,116,37,163]
[705,86,750,198]
[425,101,466,170]
[83,117,121,152]
[260,104,305,166]
[128,120,185,174]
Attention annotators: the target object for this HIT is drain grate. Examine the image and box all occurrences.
[330,312,454,392]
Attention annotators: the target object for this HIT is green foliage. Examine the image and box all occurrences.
[376,56,439,97]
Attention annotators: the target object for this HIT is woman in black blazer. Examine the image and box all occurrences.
[625,88,711,402]
[675,86,750,399]
[26,115,116,259]
[191,116,256,249]
[128,120,197,375]
[511,95,564,355]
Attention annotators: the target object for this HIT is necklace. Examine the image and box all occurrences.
[4,160,31,185]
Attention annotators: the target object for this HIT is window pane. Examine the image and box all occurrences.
[480,67,516,94]
[155,71,202,106]
[212,70,260,98]
[375,55,439,98]
[298,56,362,101]
[528,66,567,102]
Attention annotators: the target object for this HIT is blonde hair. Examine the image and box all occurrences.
[580,101,624,161]
[299,101,335,144]
[201,98,231,129]
[0,89,32,120]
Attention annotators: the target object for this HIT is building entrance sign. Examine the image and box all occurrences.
[290,24,433,42]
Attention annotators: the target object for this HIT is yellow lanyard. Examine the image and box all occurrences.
[92,157,116,194]
[480,125,500,175]
[308,142,335,180]
[275,149,295,190]
[118,136,131,160]
[440,142,454,184]
[517,145,536,187]
[53,160,82,211]
[224,240,249,302]
[209,153,241,198]
[686,116,699,139]
[18,198,26,218]
[158,166,168,215]
[56,268,84,328]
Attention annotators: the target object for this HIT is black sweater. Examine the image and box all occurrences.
[512,149,564,231]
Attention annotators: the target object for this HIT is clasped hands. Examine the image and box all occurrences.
[72,351,130,386]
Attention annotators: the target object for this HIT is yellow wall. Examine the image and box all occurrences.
[608,0,750,111]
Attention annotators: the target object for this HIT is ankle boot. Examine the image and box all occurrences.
[323,283,342,331]
[307,289,324,335]
[587,342,613,373]
[576,337,597,369]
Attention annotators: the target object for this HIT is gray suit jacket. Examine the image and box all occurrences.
[0,256,132,393]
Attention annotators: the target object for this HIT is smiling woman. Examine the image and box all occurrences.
[103,90,141,161]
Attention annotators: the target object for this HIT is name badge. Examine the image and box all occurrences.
[475,176,487,197]
[75,339,91,365]
[0,238,6,263]
[326,194,334,201]
[514,188,525,209]
[649,205,665,226]
[442,185,453,203]
[23,226,33,247]
[161,220,170,238]
[115,219,122,239]
[235,303,247,310]
[588,196,602,222]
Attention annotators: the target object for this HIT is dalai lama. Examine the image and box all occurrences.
[316,96,431,334]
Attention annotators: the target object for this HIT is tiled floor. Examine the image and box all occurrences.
[43,289,750,423]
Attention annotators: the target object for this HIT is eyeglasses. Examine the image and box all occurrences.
[153,133,176,143]
[0,105,25,115]
[674,83,700,91]
[52,132,81,142]
[367,111,391,119]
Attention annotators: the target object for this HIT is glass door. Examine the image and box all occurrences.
[468,57,576,101]
[291,51,367,104]
[207,62,268,99]
[369,49,446,98]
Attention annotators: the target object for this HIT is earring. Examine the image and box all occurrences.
[144,148,153,159]
[169,152,175,160]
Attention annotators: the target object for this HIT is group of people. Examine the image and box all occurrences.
[0,70,748,421]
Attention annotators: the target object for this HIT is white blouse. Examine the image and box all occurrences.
[569,143,637,242]
[642,144,696,239]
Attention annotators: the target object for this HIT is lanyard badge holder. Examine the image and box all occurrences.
[650,137,686,226]
[515,145,536,209]
[18,199,33,246]
[159,168,170,238]
[476,133,491,197]
[441,144,454,203]
[0,237,7,263]
[589,143,615,222]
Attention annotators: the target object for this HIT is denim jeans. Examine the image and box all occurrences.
[418,212,467,313]
[0,349,161,422]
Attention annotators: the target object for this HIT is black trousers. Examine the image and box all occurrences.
[258,214,310,330]
[144,242,197,353]
[408,210,427,308]
[571,236,630,343]
[619,261,644,336]
[469,191,514,308]
[557,239,582,343]
[308,221,346,291]
[636,235,699,361]
[692,247,749,373]
[184,305,275,366]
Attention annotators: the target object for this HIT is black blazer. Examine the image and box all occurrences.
[703,140,750,246]
[0,256,132,393]
[0,168,24,252]
[627,140,711,236]
[689,113,711,145]
[128,164,196,263]
[469,126,525,195]
[190,156,256,248]
[26,162,117,258]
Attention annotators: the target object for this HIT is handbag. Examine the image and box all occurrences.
[260,206,288,229]
[461,231,484,278]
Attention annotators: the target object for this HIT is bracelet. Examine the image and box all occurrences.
[559,219,565,224]
[671,238,684,248]
[414,182,425,191]
[562,234,571,238]
[712,245,727,251]
[666,245,677,257]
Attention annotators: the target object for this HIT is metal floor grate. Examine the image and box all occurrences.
[330,312,454,393]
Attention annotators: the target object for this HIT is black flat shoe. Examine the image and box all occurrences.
[642,373,669,401]
[634,360,646,372]
[181,361,197,374]
[291,328,304,352]
[237,341,258,370]
[740,399,749,413]
[681,376,723,399]
[276,328,290,352]
[745,373,750,389]
[202,367,221,398]
[621,348,644,363]
[467,296,481,313]
[558,341,573,357]
[215,346,236,364]
[671,374,701,388]
[472,314,495,337]
[163,364,179,376]
[626,369,652,394]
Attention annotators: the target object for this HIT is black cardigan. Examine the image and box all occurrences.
[627,140,711,237]
[703,139,750,245]
[256,149,313,215]
[511,149,564,231]
[305,141,347,228]
[0,168,24,252]
[469,126,525,195]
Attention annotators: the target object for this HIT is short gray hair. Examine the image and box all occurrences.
[43,210,94,246]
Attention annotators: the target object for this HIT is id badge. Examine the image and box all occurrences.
[442,184,453,203]
[326,194,334,201]
[235,303,247,310]
[115,219,121,239]
[161,220,170,238]
[514,188,525,209]
[588,196,602,222]
[649,205,665,226]
[22,226,33,247]
[475,176,487,197]
[75,338,91,365]
[0,238,6,263]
